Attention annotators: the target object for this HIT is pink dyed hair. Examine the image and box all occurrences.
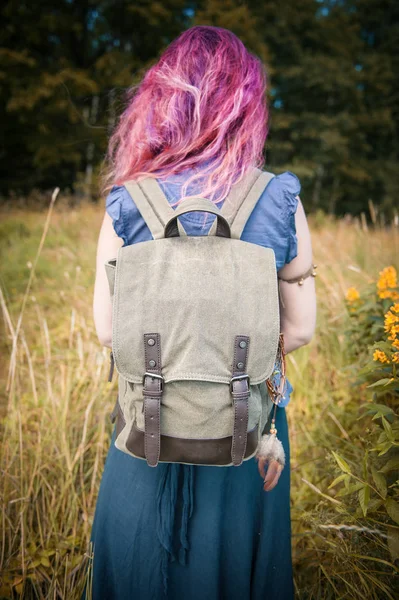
[103,25,269,206]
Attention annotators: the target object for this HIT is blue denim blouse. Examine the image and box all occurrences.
[105,165,300,407]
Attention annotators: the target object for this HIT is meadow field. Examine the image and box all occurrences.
[0,196,398,599]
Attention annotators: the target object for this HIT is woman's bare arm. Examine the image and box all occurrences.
[277,197,317,354]
[257,198,316,491]
[93,212,123,347]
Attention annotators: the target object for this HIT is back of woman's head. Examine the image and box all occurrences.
[104,25,269,204]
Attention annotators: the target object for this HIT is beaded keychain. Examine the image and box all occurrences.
[256,333,288,468]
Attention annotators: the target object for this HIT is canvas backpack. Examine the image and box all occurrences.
[105,166,281,467]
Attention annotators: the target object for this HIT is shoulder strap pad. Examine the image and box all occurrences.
[209,168,275,239]
[124,178,187,239]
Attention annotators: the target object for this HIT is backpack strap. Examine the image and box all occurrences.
[124,178,187,239]
[208,168,275,239]
[164,197,231,238]
[230,335,251,466]
[142,332,164,467]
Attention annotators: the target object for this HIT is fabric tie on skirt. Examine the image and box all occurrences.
[156,463,194,595]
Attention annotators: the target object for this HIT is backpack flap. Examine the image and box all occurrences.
[110,235,280,386]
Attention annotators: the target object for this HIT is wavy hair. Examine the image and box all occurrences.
[103,25,269,206]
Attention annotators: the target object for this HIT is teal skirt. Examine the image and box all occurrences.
[86,406,294,600]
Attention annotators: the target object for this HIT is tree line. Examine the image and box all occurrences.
[0,0,398,216]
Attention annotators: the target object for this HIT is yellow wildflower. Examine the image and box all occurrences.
[393,353,399,363]
[384,310,399,329]
[377,266,397,289]
[388,327,399,341]
[392,339,399,350]
[373,349,390,363]
[384,308,399,341]
[346,287,360,303]
[377,266,399,300]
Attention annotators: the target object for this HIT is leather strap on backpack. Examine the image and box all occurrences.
[230,335,250,466]
[142,333,164,467]
[164,197,231,238]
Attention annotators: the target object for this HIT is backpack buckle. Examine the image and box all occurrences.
[229,374,250,393]
[143,372,164,391]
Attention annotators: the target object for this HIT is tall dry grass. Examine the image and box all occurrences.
[0,198,398,599]
[0,197,114,599]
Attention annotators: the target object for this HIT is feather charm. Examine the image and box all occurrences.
[255,432,285,467]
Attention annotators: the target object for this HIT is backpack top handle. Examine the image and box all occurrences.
[164,197,231,239]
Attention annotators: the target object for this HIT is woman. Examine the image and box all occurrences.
[90,25,316,600]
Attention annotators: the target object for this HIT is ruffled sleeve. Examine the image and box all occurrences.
[105,185,128,245]
[242,170,301,270]
[279,171,301,265]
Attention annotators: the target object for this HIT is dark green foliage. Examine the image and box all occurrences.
[0,0,398,216]
[0,0,189,195]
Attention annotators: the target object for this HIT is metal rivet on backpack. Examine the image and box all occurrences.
[149,359,156,368]
[239,340,247,349]
[147,338,155,346]
[237,361,244,369]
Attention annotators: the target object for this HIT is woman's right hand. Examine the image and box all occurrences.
[256,456,284,492]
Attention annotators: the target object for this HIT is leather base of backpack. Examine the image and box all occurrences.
[110,376,274,467]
